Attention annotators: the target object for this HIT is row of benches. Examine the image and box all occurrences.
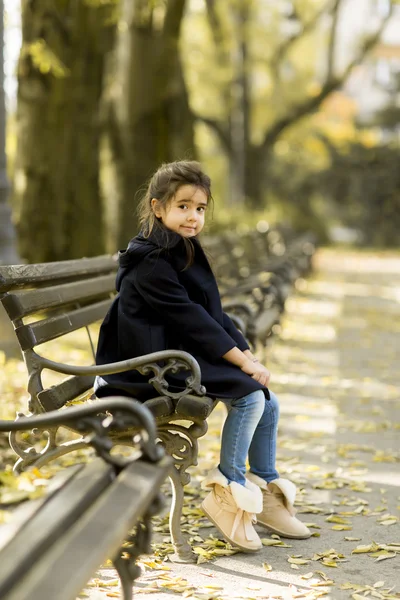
[203,227,314,352]
[0,225,315,599]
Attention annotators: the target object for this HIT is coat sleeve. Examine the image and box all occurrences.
[222,312,250,352]
[134,254,237,360]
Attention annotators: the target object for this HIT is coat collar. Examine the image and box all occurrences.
[145,224,184,249]
[142,224,206,255]
[120,224,211,271]
[146,225,212,273]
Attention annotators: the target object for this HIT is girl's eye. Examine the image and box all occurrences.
[197,207,206,212]
[179,204,188,210]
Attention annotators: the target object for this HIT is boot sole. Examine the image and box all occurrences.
[201,502,262,553]
[257,520,311,539]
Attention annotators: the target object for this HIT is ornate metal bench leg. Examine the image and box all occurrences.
[168,465,196,563]
[113,556,134,600]
[112,496,163,599]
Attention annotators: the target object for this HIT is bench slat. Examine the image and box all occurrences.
[3,457,171,600]
[2,274,116,320]
[38,375,95,411]
[15,299,112,350]
[0,459,114,599]
[0,256,117,293]
[0,465,85,553]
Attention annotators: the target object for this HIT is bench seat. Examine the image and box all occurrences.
[0,398,172,600]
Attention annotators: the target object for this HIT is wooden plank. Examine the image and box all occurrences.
[2,274,116,320]
[0,459,114,599]
[38,374,95,411]
[255,306,281,339]
[0,256,117,293]
[3,457,172,600]
[0,465,84,552]
[0,304,21,359]
[15,299,112,350]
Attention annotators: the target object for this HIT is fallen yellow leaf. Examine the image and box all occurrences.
[379,518,398,526]
[202,585,224,590]
[352,543,379,554]
[374,552,396,562]
[261,538,292,548]
[288,557,310,565]
[321,559,338,568]
[300,572,314,580]
[101,580,119,587]
[314,571,330,581]
[325,515,351,524]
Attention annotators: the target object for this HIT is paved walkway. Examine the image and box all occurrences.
[83,248,400,600]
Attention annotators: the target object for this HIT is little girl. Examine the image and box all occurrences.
[95,160,310,552]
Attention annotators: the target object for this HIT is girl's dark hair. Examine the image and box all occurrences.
[137,160,213,267]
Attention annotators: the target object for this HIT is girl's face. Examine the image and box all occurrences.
[152,185,208,238]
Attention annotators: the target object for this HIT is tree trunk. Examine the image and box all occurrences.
[0,0,21,359]
[229,0,251,206]
[166,51,196,161]
[14,0,114,262]
[243,144,269,210]
[0,0,19,265]
[105,0,195,250]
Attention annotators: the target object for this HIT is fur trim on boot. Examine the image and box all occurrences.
[246,473,296,514]
[202,468,263,514]
[246,472,311,539]
[201,468,263,552]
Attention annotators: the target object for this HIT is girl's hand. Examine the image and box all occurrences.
[241,359,271,386]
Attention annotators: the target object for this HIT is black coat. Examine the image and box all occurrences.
[95,227,269,401]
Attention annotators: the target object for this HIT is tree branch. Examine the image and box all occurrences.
[314,131,342,163]
[201,0,234,156]
[340,6,392,82]
[193,114,232,156]
[132,0,154,32]
[205,0,231,70]
[270,0,335,75]
[158,0,187,95]
[326,0,342,82]
[205,0,222,48]
[163,0,186,42]
[261,4,393,153]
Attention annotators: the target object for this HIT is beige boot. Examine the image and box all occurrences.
[201,468,263,552]
[246,472,311,539]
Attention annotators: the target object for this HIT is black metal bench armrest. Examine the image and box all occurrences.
[0,397,164,466]
[34,350,206,400]
[222,300,255,318]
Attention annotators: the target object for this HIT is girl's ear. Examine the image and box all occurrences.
[151,198,162,218]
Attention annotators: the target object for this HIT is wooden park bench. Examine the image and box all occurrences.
[0,397,171,600]
[203,227,316,352]
[0,227,314,564]
[0,257,217,564]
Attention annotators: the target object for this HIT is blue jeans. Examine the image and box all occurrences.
[218,390,280,486]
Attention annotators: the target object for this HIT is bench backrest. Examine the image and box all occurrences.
[0,256,118,411]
